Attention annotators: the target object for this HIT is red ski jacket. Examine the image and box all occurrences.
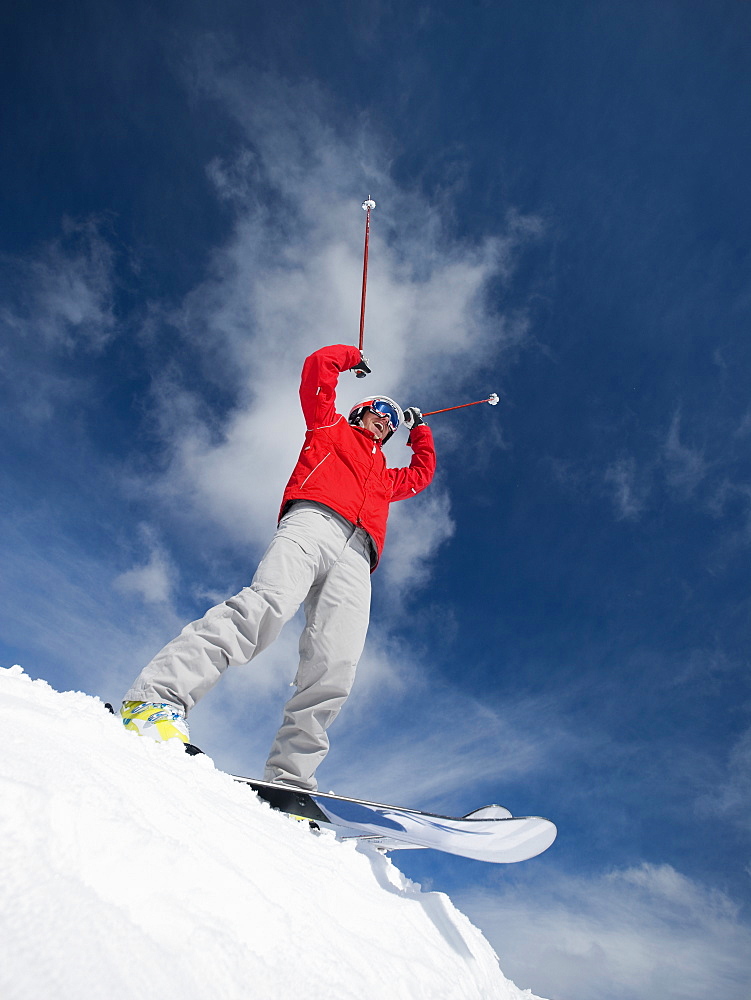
[279,344,436,569]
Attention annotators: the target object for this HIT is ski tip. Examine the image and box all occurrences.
[184,743,204,756]
[463,804,513,820]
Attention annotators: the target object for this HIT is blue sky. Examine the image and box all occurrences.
[2,1,751,996]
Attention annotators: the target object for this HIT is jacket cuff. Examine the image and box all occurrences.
[407,423,432,446]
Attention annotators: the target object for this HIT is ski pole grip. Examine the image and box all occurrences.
[351,355,371,378]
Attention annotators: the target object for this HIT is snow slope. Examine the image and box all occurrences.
[0,666,545,1000]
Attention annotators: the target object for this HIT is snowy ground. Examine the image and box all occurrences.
[0,666,546,1000]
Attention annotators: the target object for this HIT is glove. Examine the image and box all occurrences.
[403,406,426,431]
[350,355,371,378]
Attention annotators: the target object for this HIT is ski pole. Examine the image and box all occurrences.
[422,393,500,417]
[358,197,375,354]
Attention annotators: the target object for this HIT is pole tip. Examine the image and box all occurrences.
[362,198,376,211]
[487,393,499,405]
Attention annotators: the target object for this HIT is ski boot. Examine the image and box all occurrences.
[120,701,190,743]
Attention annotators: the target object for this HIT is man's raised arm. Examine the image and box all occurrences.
[299,344,367,429]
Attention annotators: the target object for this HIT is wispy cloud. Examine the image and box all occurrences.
[0,216,118,424]
[734,409,751,440]
[0,515,185,699]
[326,656,577,807]
[113,526,176,606]
[378,487,455,591]
[557,404,734,526]
[458,863,751,1000]
[662,409,707,496]
[697,725,751,838]
[604,456,650,520]
[708,479,751,546]
[1,216,116,352]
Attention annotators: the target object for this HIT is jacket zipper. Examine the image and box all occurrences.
[355,444,378,525]
[300,452,331,488]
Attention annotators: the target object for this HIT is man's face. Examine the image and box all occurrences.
[360,408,389,441]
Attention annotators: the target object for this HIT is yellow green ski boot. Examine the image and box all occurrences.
[120,701,189,743]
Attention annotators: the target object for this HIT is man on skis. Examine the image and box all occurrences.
[120,343,436,790]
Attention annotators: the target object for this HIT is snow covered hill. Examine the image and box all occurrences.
[0,666,546,1000]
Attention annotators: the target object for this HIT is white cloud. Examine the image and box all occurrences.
[0,517,185,699]
[604,456,650,520]
[663,409,706,496]
[458,863,751,1000]
[708,479,751,546]
[0,217,118,424]
[113,534,175,606]
[697,725,751,837]
[1,216,116,352]
[734,409,751,439]
[325,655,575,807]
[378,486,455,591]
[559,407,723,524]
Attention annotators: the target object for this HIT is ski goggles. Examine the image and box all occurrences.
[364,399,401,432]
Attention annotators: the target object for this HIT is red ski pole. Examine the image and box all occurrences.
[422,393,499,417]
[358,198,375,354]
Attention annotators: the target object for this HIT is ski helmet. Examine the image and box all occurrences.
[348,396,403,443]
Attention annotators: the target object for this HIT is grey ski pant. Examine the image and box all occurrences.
[125,503,372,790]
